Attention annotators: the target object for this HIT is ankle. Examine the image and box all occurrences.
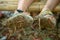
[23,12,30,15]
[40,10,53,15]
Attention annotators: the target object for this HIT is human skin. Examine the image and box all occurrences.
[41,0,60,12]
[17,0,60,13]
[0,0,60,17]
[17,0,34,12]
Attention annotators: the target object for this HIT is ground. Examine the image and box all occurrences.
[0,11,60,40]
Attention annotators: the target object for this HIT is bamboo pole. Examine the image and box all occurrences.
[0,2,60,12]
[0,0,18,2]
[0,2,41,11]
[28,4,60,12]
[0,0,40,2]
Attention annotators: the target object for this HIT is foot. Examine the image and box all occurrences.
[35,10,56,30]
[4,12,33,29]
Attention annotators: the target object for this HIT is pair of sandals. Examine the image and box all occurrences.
[3,10,56,30]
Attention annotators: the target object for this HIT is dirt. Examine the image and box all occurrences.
[0,11,60,40]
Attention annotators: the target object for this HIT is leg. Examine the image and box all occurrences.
[35,0,60,29]
[40,0,60,29]
[4,0,34,28]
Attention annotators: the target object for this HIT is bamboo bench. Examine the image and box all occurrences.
[0,0,60,12]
